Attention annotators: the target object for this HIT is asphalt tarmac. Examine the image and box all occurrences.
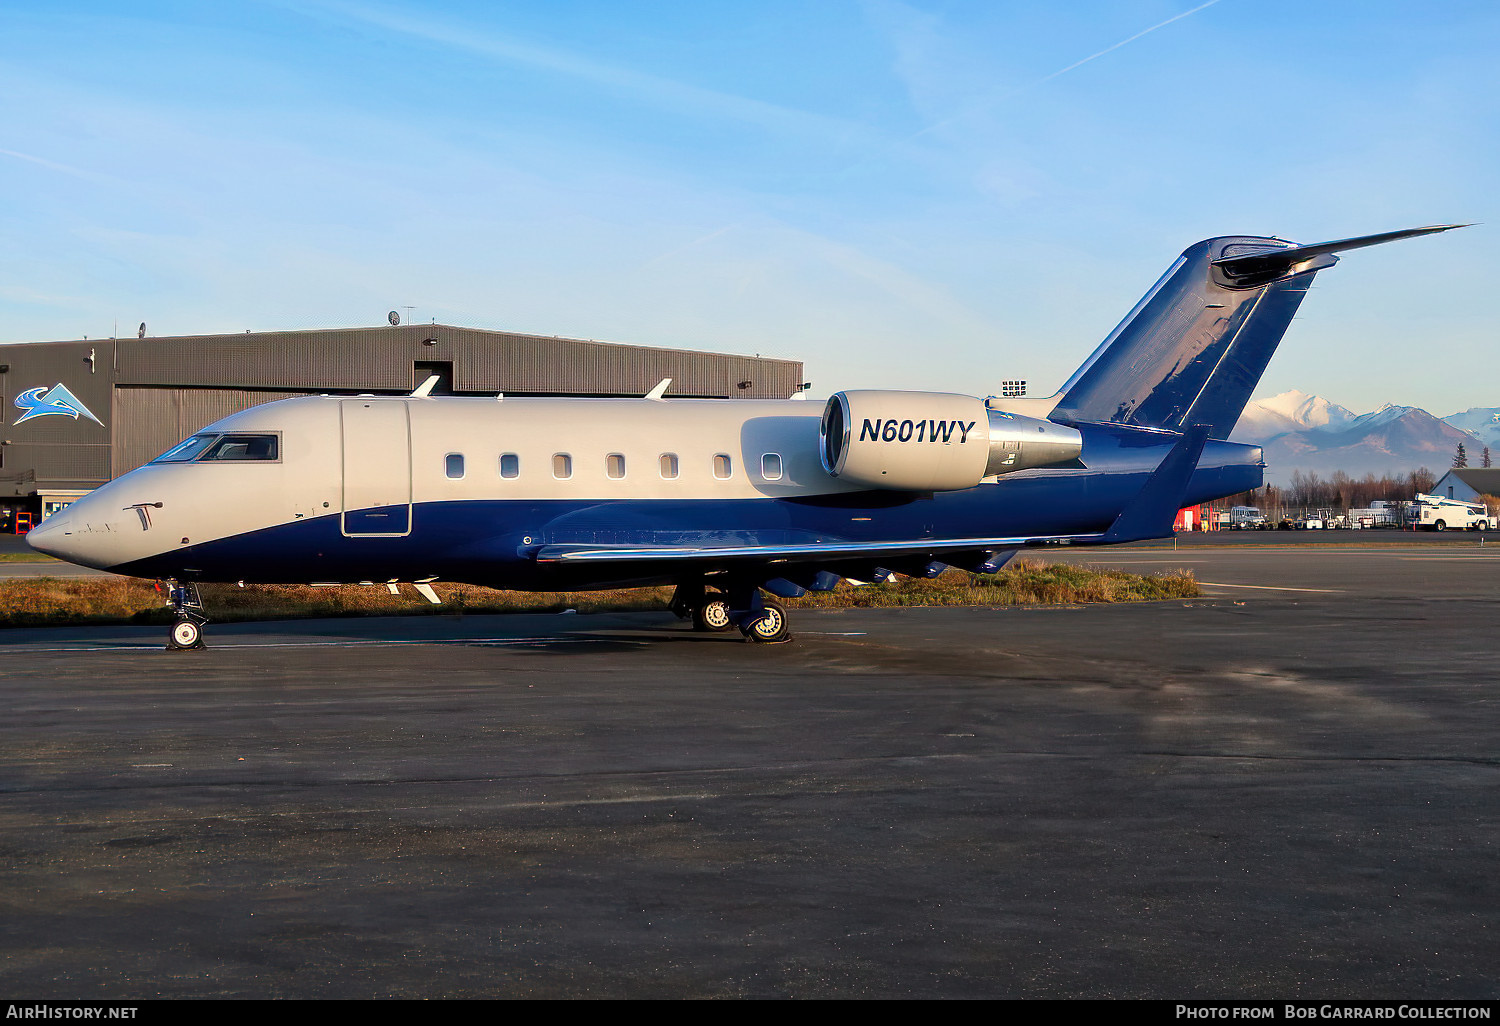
[1,543,1497,998]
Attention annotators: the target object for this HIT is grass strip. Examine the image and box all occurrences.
[0,559,1199,629]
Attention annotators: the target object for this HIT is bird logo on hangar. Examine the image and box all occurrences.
[14,383,103,425]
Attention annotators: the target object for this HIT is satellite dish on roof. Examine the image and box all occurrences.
[388,311,401,326]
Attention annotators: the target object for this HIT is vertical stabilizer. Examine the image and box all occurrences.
[1049,226,1465,438]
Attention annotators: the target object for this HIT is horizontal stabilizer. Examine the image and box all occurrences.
[1212,224,1468,284]
[1103,425,1210,543]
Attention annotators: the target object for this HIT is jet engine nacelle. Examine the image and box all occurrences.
[820,390,1083,491]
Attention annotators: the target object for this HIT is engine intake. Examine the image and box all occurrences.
[820,390,1083,491]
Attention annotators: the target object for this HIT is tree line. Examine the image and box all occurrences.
[1218,468,1438,514]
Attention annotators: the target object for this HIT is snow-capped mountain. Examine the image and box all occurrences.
[1442,407,1500,451]
[1231,391,1489,483]
[1230,390,1356,441]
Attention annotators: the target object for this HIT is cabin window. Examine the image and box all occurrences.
[198,433,280,462]
[606,453,626,479]
[553,453,572,480]
[713,454,733,480]
[445,453,465,479]
[499,453,520,479]
[659,453,679,480]
[761,453,783,481]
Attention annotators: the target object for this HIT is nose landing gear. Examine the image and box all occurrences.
[165,581,208,650]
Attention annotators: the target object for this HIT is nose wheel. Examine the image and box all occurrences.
[165,581,208,650]
[170,618,204,649]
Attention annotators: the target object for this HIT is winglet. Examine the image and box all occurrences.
[1102,426,1211,543]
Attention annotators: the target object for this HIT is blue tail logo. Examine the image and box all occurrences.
[14,383,103,426]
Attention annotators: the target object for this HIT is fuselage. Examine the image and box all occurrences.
[27,393,1264,589]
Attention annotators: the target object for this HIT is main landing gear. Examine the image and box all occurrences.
[670,582,791,644]
[165,581,208,650]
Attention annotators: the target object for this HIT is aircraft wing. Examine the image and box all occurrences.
[532,532,1105,564]
[535,422,1210,565]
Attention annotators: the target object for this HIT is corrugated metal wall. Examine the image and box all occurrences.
[113,325,802,398]
[3,440,110,484]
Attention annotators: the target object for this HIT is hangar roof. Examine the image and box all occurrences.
[2,323,803,399]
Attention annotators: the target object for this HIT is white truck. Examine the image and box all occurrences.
[1405,494,1496,531]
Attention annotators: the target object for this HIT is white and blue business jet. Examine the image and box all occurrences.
[28,226,1463,648]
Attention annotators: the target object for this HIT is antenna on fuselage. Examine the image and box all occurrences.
[645,378,672,401]
[410,374,441,398]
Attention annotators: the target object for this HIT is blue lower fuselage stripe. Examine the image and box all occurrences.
[111,435,1260,587]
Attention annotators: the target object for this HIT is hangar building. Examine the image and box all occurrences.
[0,323,804,530]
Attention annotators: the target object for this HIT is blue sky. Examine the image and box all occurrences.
[2,0,1495,415]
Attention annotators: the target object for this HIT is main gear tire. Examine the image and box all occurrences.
[693,593,734,632]
[742,599,790,644]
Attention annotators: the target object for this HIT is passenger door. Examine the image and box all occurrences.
[340,400,412,537]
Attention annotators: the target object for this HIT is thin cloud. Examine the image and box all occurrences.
[0,147,109,183]
[300,0,871,142]
[913,0,1225,139]
[638,224,744,271]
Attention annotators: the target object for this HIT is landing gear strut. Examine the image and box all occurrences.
[166,581,208,650]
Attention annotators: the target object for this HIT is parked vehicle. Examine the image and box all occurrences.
[1349,501,1402,529]
[1227,505,1268,530]
[1405,494,1496,531]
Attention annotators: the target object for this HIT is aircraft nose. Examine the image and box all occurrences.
[23,512,70,557]
[24,497,129,569]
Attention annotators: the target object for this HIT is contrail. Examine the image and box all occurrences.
[0,147,99,181]
[912,0,1225,139]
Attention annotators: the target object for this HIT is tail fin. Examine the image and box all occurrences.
[1049,225,1466,438]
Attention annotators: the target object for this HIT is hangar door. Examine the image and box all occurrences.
[341,400,412,537]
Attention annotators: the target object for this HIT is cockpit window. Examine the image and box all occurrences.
[154,433,280,463]
[199,434,279,461]
[152,434,219,463]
